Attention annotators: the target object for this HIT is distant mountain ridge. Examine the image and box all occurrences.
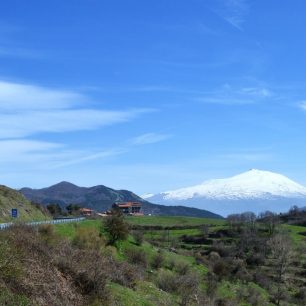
[19,182,223,219]
[144,169,306,216]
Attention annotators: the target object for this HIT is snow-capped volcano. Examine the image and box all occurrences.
[144,169,306,216]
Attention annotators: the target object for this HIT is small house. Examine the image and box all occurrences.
[114,202,142,215]
[79,208,94,216]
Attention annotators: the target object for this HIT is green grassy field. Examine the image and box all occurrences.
[54,219,100,239]
[282,224,306,245]
[126,215,225,227]
[54,216,226,239]
[53,216,306,248]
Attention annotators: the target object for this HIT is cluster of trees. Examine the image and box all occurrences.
[227,210,279,235]
[211,210,304,305]
[46,203,81,217]
[281,205,306,226]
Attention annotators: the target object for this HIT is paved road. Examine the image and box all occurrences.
[0,217,86,230]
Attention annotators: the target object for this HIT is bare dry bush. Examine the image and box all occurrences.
[125,247,148,268]
[156,269,199,305]
[151,251,164,270]
[131,230,144,246]
[108,259,141,288]
[53,244,109,304]
[178,271,199,306]
[0,224,111,306]
[3,225,84,305]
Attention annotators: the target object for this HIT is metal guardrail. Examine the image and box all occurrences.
[0,217,86,230]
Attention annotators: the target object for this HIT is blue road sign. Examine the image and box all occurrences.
[11,208,18,218]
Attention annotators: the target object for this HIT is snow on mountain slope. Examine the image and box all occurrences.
[141,193,154,199]
[144,169,306,216]
[161,169,306,200]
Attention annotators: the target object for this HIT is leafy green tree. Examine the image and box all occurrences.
[46,203,62,216]
[103,207,129,245]
[66,204,81,215]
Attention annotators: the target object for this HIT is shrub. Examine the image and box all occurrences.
[0,287,31,306]
[205,272,218,300]
[156,270,178,293]
[212,259,229,280]
[1,225,84,305]
[101,245,117,259]
[132,230,144,246]
[38,224,57,244]
[55,247,109,303]
[73,227,105,250]
[178,271,200,306]
[246,252,265,266]
[125,247,148,268]
[237,283,270,306]
[156,269,199,305]
[210,241,231,257]
[38,224,54,236]
[151,251,164,270]
[208,251,221,262]
[293,287,306,304]
[215,298,236,306]
[109,260,140,288]
[167,256,176,270]
[174,260,190,275]
[0,236,23,281]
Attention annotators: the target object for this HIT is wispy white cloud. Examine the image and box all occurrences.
[0,109,148,138]
[0,80,155,170]
[50,132,170,169]
[0,80,152,138]
[0,139,60,154]
[0,139,63,163]
[49,148,127,169]
[298,101,306,110]
[197,84,273,105]
[214,0,249,31]
[130,133,172,145]
[239,87,272,97]
[0,139,126,169]
[0,80,84,110]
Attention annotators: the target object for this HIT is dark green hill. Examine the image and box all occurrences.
[20,182,223,219]
[0,185,49,222]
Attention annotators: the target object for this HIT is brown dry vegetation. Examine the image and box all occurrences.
[0,224,142,306]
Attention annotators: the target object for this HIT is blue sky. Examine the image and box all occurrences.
[1,0,306,194]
